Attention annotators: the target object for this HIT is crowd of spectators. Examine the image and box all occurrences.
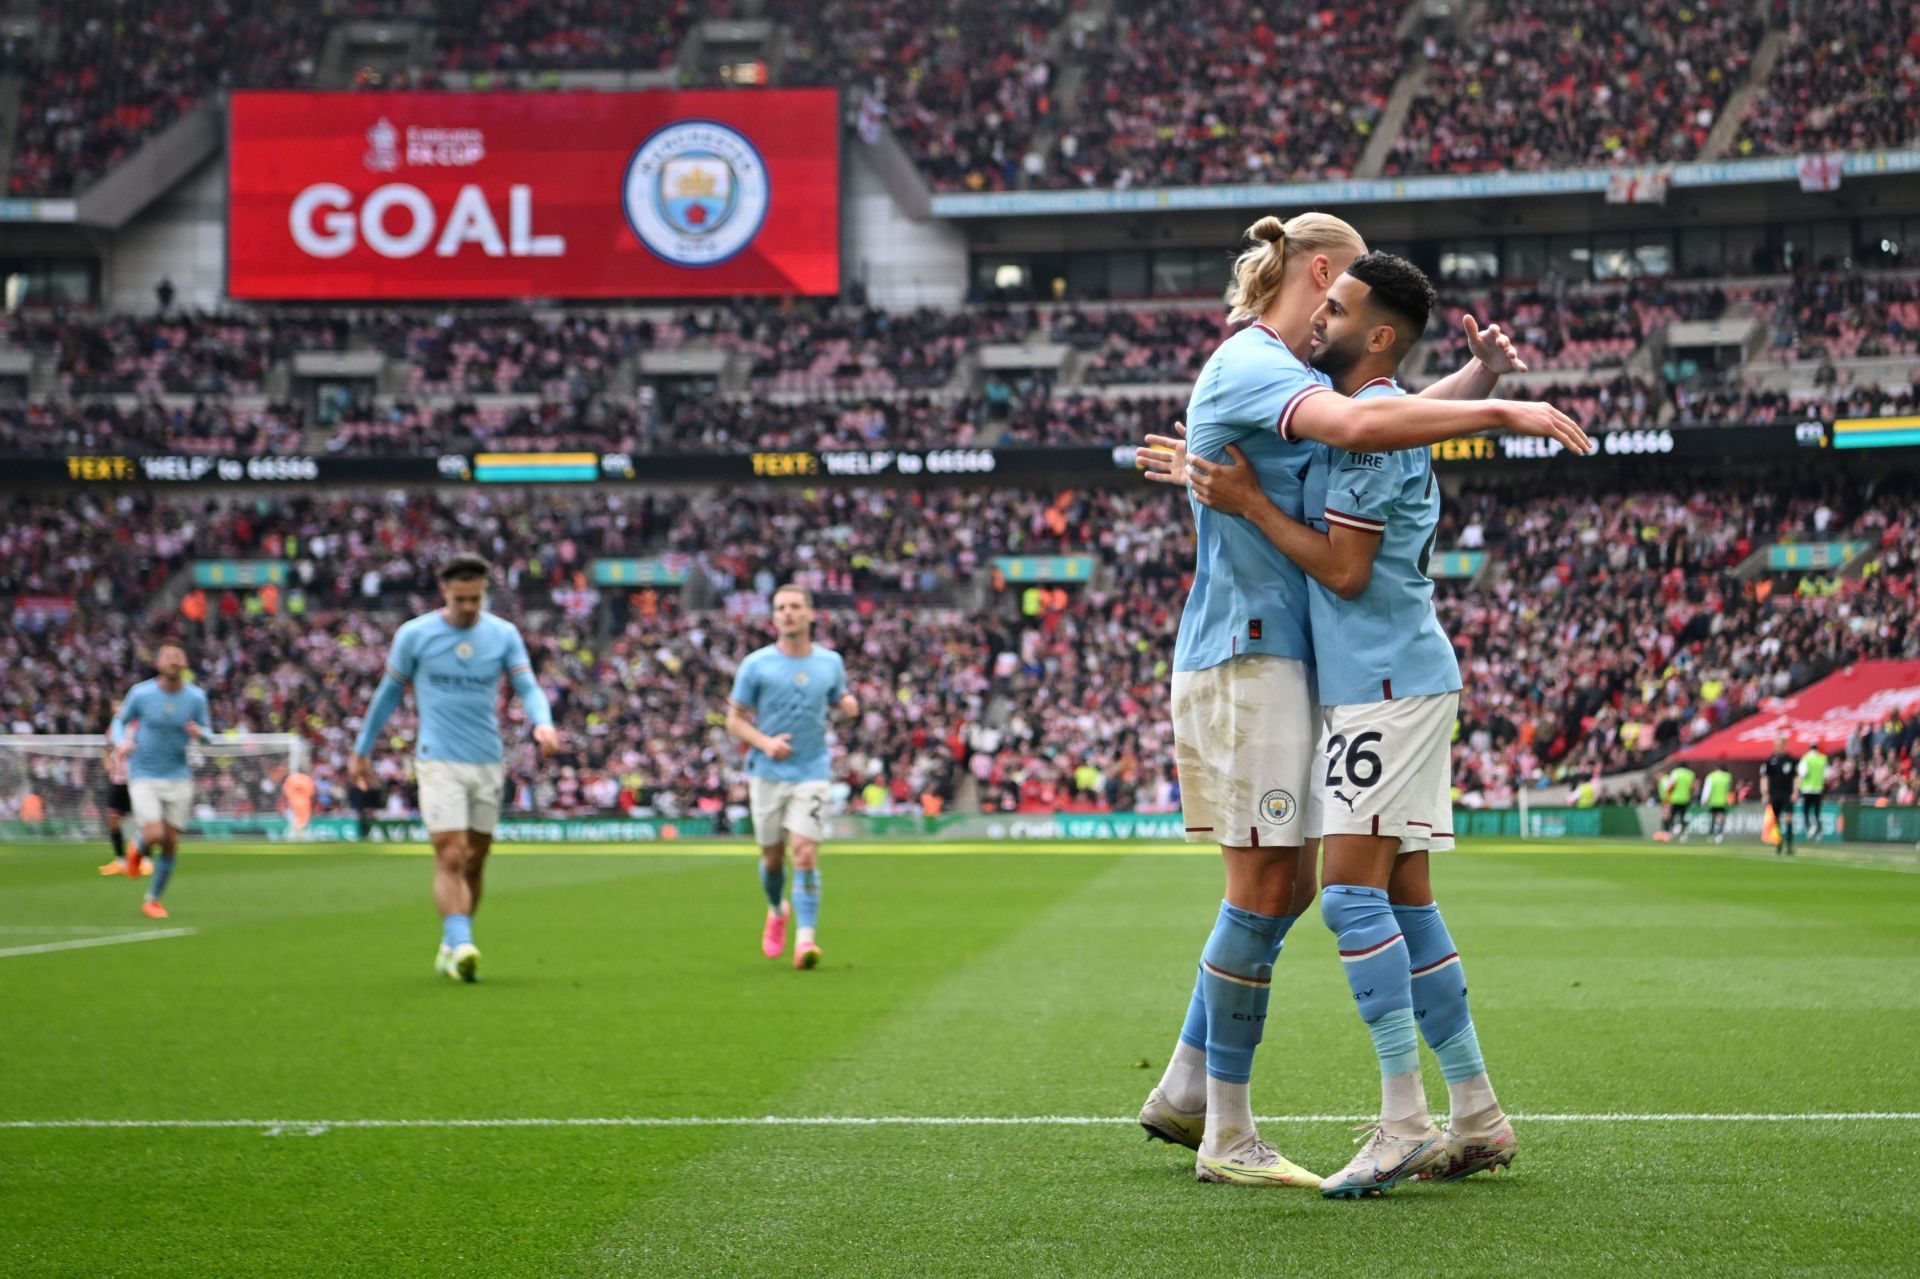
[5,0,332,198]
[6,281,1920,452]
[1051,0,1404,190]
[1733,0,1920,158]
[0,398,306,455]
[1828,703,1920,804]
[1438,476,1920,803]
[0,484,1191,820]
[774,0,1066,193]
[9,0,1919,202]
[5,473,1919,819]
[1753,273,1920,361]
[431,0,698,73]
[1387,0,1764,175]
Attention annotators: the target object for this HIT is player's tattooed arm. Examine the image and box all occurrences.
[1187,444,1381,600]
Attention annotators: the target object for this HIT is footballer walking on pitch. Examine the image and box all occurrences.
[726,584,858,970]
[1135,217,1583,1189]
[1175,254,1515,1196]
[351,555,558,983]
[109,640,212,918]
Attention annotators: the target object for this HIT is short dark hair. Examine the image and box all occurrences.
[439,554,492,584]
[773,583,813,606]
[1345,252,1436,358]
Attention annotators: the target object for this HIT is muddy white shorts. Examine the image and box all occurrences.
[129,778,194,830]
[1171,653,1316,847]
[749,777,833,847]
[416,760,505,835]
[1306,691,1458,852]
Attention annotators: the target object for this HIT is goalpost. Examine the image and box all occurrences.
[0,734,310,842]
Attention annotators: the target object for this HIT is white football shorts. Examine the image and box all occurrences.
[749,777,833,848]
[1171,653,1315,847]
[416,760,505,835]
[129,778,194,830]
[1306,691,1458,852]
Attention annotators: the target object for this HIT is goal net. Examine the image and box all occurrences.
[0,734,309,841]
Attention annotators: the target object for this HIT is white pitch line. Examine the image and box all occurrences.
[0,928,195,959]
[2,1112,1916,1132]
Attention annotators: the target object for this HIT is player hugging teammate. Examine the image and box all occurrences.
[1138,215,1591,1196]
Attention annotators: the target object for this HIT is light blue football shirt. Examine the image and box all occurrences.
[110,679,212,781]
[354,611,550,764]
[729,644,847,783]
[1301,377,1463,706]
[1172,322,1333,673]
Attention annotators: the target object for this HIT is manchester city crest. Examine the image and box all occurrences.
[455,642,474,661]
[1259,789,1296,824]
[793,672,810,687]
[622,120,769,268]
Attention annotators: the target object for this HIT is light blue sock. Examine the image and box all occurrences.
[760,863,786,911]
[147,853,176,901]
[1199,902,1293,1084]
[1394,901,1499,1120]
[443,913,474,949]
[1432,1026,1488,1086]
[1393,902,1473,1052]
[1177,968,1207,1054]
[1322,885,1417,1076]
[793,868,821,932]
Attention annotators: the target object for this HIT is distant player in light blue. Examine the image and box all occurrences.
[725,584,858,970]
[1180,253,1516,1196]
[110,639,212,920]
[1135,217,1580,1189]
[351,555,559,983]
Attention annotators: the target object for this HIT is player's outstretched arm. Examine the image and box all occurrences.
[1290,388,1590,455]
[507,666,559,757]
[1419,315,1527,401]
[351,672,407,770]
[725,702,794,761]
[1187,444,1381,599]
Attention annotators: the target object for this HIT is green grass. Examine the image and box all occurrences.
[2,838,1917,1278]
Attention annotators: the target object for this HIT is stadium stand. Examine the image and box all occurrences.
[8,273,1920,455]
[1388,0,1765,175]
[1052,0,1405,190]
[1733,0,1920,157]
[9,1,1914,199]
[5,475,1916,816]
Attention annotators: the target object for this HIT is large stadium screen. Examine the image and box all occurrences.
[227,90,840,299]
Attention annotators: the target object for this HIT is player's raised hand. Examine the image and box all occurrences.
[1139,419,1190,486]
[1463,314,1528,375]
[765,732,795,761]
[1499,400,1593,455]
[1188,444,1267,518]
[533,724,560,758]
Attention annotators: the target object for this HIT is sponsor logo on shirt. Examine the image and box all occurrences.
[1342,451,1385,471]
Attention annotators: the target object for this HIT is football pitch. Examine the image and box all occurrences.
[3,838,1917,1278]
